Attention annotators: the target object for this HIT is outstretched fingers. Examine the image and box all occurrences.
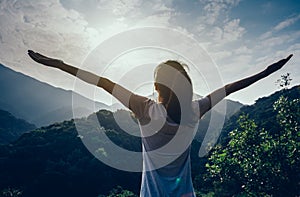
[265,54,294,75]
[28,50,49,60]
[27,50,64,68]
[280,54,293,66]
[286,54,293,61]
[28,50,41,63]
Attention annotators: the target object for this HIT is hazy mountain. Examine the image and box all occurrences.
[0,64,111,127]
[0,109,36,144]
[0,64,244,127]
[193,93,244,119]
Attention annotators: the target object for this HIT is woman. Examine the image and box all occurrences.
[28,50,292,196]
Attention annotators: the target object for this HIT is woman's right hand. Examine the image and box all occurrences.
[28,50,64,68]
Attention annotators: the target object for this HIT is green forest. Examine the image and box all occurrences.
[0,85,299,197]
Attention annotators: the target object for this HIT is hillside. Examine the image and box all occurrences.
[0,64,110,127]
[0,109,36,144]
[0,109,204,197]
[199,85,300,196]
[219,85,300,144]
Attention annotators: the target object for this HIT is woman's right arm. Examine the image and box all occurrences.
[28,50,118,95]
[27,50,151,114]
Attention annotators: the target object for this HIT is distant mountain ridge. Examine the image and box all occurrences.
[0,64,111,127]
[0,63,244,127]
[192,93,243,119]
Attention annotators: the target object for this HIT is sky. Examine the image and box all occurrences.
[0,0,299,105]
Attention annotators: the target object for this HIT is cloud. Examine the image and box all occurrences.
[258,30,300,50]
[1,0,247,72]
[261,1,272,14]
[191,0,244,48]
[223,19,245,42]
[199,18,245,49]
[0,0,103,94]
[274,14,300,31]
[198,0,241,25]
[260,14,300,40]
[0,0,100,66]
[60,0,174,28]
[0,0,298,105]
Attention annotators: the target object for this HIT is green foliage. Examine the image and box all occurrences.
[205,96,300,196]
[98,186,137,197]
[275,73,292,89]
[194,190,215,197]
[219,85,300,146]
[0,110,142,197]
[0,109,203,197]
[0,188,22,197]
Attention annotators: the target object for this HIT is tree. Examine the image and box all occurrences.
[0,188,22,197]
[205,96,300,196]
[275,73,292,89]
[98,186,137,197]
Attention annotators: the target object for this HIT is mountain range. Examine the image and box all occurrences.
[0,64,111,127]
[0,63,243,128]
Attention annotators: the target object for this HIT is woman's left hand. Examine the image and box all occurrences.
[265,54,293,75]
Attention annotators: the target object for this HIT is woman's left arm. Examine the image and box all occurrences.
[198,54,293,117]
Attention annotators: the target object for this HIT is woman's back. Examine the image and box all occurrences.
[132,99,208,197]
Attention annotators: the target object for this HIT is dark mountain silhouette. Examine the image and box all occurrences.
[0,64,111,127]
[0,109,36,144]
[0,109,203,196]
